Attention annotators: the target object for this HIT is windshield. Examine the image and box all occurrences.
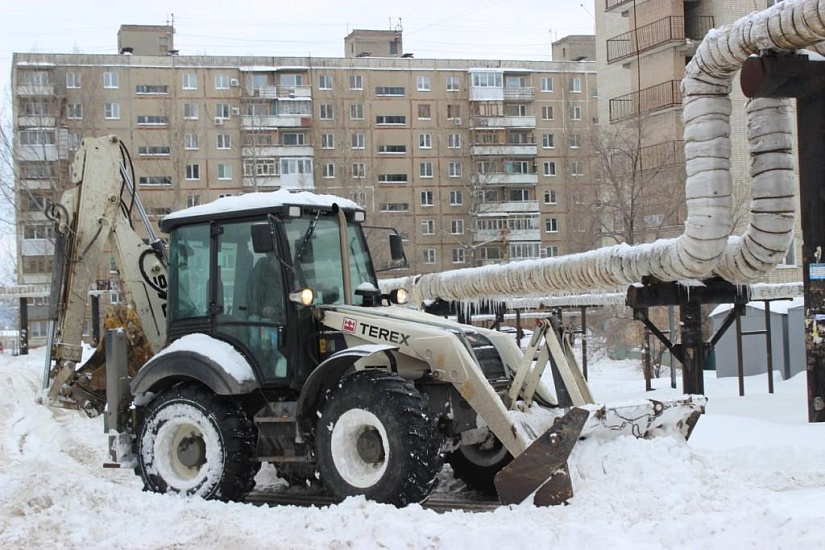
[283,215,377,305]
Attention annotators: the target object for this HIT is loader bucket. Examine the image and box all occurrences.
[494,395,706,506]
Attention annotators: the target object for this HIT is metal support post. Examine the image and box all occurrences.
[680,299,705,395]
[19,297,28,356]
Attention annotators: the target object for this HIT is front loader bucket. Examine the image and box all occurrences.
[494,395,707,506]
[494,407,589,506]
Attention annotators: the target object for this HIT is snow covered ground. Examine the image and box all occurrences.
[2,347,824,549]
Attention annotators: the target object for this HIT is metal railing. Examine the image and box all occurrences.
[608,80,681,122]
[640,140,685,171]
[606,16,714,63]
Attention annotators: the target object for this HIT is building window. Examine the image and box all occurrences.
[450,219,464,235]
[375,86,405,96]
[419,162,433,178]
[182,73,198,90]
[541,106,554,120]
[136,84,169,95]
[450,190,463,206]
[320,104,334,120]
[215,74,229,89]
[218,164,233,180]
[67,103,82,119]
[417,104,431,119]
[217,134,231,150]
[423,249,436,264]
[419,133,432,149]
[68,133,80,151]
[137,115,168,126]
[448,134,461,149]
[545,218,559,233]
[186,164,200,180]
[19,129,56,145]
[542,134,555,148]
[472,72,503,87]
[323,163,335,178]
[23,223,55,240]
[421,220,435,235]
[104,103,120,120]
[379,202,410,212]
[569,134,580,148]
[447,104,461,119]
[540,77,553,92]
[215,103,230,119]
[350,103,364,120]
[569,77,582,93]
[350,75,363,90]
[378,174,409,184]
[187,194,201,207]
[138,146,170,156]
[417,76,431,91]
[282,133,305,146]
[446,76,460,91]
[183,103,198,120]
[321,134,335,149]
[319,74,333,90]
[420,191,434,206]
[543,162,556,177]
[66,72,81,89]
[544,189,557,204]
[280,158,312,175]
[185,134,199,150]
[452,248,466,264]
[351,132,365,149]
[351,163,365,178]
[449,162,462,178]
[546,246,559,258]
[570,105,582,121]
[375,115,406,125]
[104,72,119,89]
[138,176,173,186]
[378,144,407,154]
[244,159,277,177]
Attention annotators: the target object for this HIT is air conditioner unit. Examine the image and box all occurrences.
[214,117,224,125]
[231,107,240,115]
[229,79,240,87]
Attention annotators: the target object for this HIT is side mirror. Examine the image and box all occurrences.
[251,224,274,253]
[389,233,405,262]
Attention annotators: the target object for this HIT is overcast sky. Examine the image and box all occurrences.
[0,0,594,98]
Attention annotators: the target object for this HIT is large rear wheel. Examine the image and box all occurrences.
[136,384,258,501]
[315,370,443,506]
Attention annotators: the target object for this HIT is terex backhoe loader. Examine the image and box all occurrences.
[42,135,705,507]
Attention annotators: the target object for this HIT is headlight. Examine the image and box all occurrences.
[389,288,409,305]
[289,288,315,306]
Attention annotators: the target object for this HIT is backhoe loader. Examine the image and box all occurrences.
[42,135,705,507]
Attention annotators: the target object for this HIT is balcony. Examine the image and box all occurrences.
[476,172,538,185]
[16,144,58,162]
[17,85,55,97]
[503,87,535,101]
[242,145,313,157]
[471,144,537,156]
[18,116,56,128]
[608,80,681,122]
[241,115,312,128]
[472,116,536,129]
[245,85,312,99]
[606,16,714,63]
[640,140,685,171]
[476,201,539,215]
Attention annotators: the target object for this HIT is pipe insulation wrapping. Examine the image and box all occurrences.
[385,0,820,306]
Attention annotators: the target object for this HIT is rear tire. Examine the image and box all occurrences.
[315,370,443,506]
[447,435,512,496]
[136,384,258,501]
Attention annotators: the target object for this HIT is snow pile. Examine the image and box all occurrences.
[2,348,825,548]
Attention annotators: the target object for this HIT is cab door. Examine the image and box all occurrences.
[213,220,289,384]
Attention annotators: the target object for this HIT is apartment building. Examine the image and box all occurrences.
[595,0,801,283]
[11,26,597,339]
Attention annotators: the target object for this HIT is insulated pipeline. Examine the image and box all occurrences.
[385,0,819,305]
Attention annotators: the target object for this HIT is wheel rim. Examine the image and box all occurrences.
[460,435,509,467]
[330,409,389,488]
[152,414,221,491]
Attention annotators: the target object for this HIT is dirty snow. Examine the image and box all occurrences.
[2,347,824,549]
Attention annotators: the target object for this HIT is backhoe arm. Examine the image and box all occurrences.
[41,135,167,414]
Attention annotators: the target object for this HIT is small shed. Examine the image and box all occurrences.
[710,297,805,380]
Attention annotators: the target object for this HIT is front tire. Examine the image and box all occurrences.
[447,434,512,496]
[315,370,443,506]
[136,384,258,501]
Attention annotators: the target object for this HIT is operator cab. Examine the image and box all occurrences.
[159,190,401,388]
